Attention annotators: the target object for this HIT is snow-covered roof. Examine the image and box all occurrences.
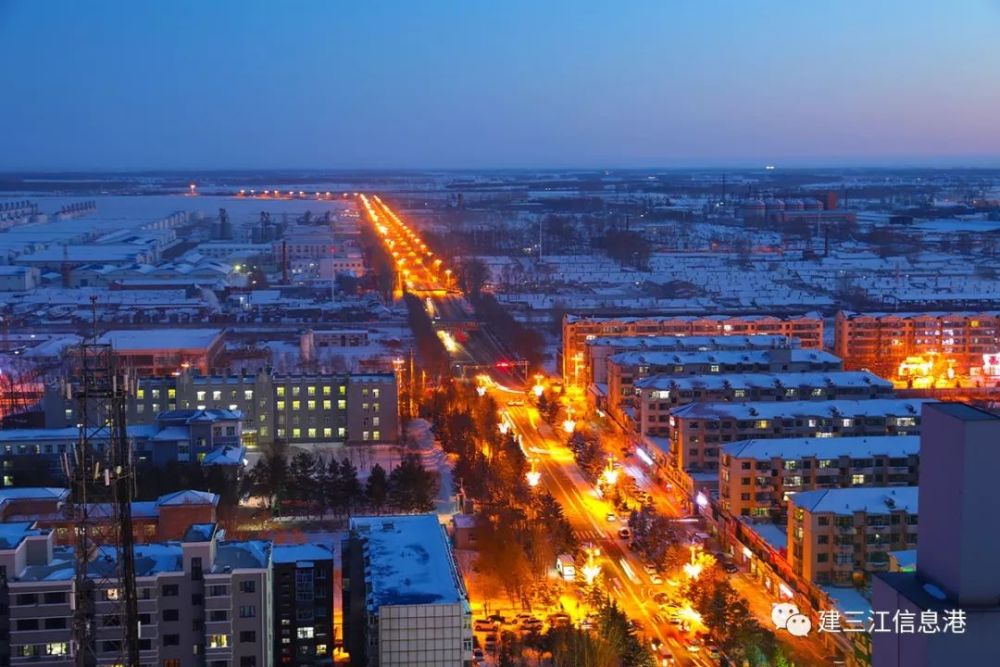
[156,490,219,507]
[99,328,223,351]
[611,348,840,367]
[351,515,467,609]
[788,486,919,516]
[636,371,890,392]
[670,398,931,421]
[586,334,795,350]
[722,435,919,461]
[272,543,334,565]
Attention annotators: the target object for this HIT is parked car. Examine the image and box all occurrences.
[484,633,498,652]
[650,573,664,585]
[723,562,740,574]
[606,512,617,522]
[548,613,572,628]
[618,527,631,539]
[473,647,485,663]
[474,618,497,632]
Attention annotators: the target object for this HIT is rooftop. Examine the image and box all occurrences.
[670,398,932,421]
[722,435,919,461]
[636,370,891,392]
[98,328,223,351]
[351,514,466,609]
[567,313,822,324]
[272,543,335,564]
[788,486,919,516]
[586,334,796,350]
[610,348,840,368]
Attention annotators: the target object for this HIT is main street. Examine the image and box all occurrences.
[359,193,825,666]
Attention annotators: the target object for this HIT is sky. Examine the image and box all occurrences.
[1,0,999,171]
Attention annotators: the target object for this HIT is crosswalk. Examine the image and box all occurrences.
[573,529,607,543]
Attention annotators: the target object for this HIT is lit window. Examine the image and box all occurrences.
[851,474,865,485]
[308,428,317,438]
[337,427,345,438]
[136,389,145,399]
[168,388,176,399]
[45,643,70,656]
[212,390,222,401]
[373,388,380,398]
[292,387,301,396]
[277,387,285,397]
[297,627,315,639]
[323,427,332,438]
[373,417,380,427]
[208,634,229,649]
[338,400,346,410]
[307,401,316,411]
[196,391,206,401]
[373,402,379,412]
[244,390,253,400]
[323,386,332,395]
[323,400,332,410]
[373,430,380,440]
[841,418,853,428]
[339,385,346,395]
[363,431,370,441]
[754,420,769,429]
[277,401,285,411]
[292,401,301,411]
[292,428,301,439]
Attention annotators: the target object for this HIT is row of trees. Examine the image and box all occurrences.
[496,602,654,667]
[684,566,792,666]
[243,448,439,517]
[423,383,577,607]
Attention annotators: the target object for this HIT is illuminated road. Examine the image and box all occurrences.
[503,401,714,667]
[358,193,714,664]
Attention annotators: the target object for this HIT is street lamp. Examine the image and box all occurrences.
[683,544,703,581]
[532,373,545,398]
[498,421,510,435]
[562,407,576,434]
[526,460,540,488]
[581,545,601,585]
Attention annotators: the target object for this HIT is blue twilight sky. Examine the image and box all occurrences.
[1,0,998,170]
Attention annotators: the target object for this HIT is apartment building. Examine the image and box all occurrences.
[788,486,918,585]
[342,515,472,667]
[584,334,796,385]
[636,371,893,437]
[606,348,842,424]
[872,403,1000,667]
[43,370,399,450]
[834,310,1000,377]
[562,312,824,380]
[271,544,335,666]
[0,522,272,667]
[668,398,930,473]
[0,488,218,547]
[719,435,919,519]
[1,410,242,485]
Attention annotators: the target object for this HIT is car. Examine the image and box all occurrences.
[473,648,485,663]
[474,618,497,632]
[509,400,525,406]
[487,613,509,626]
[723,562,740,574]
[548,613,572,628]
[642,562,658,575]
[706,644,722,660]
[484,633,498,652]
[650,573,664,585]
[687,639,703,653]
[650,613,664,626]
[515,612,535,622]
[618,527,631,539]
[606,512,617,522]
